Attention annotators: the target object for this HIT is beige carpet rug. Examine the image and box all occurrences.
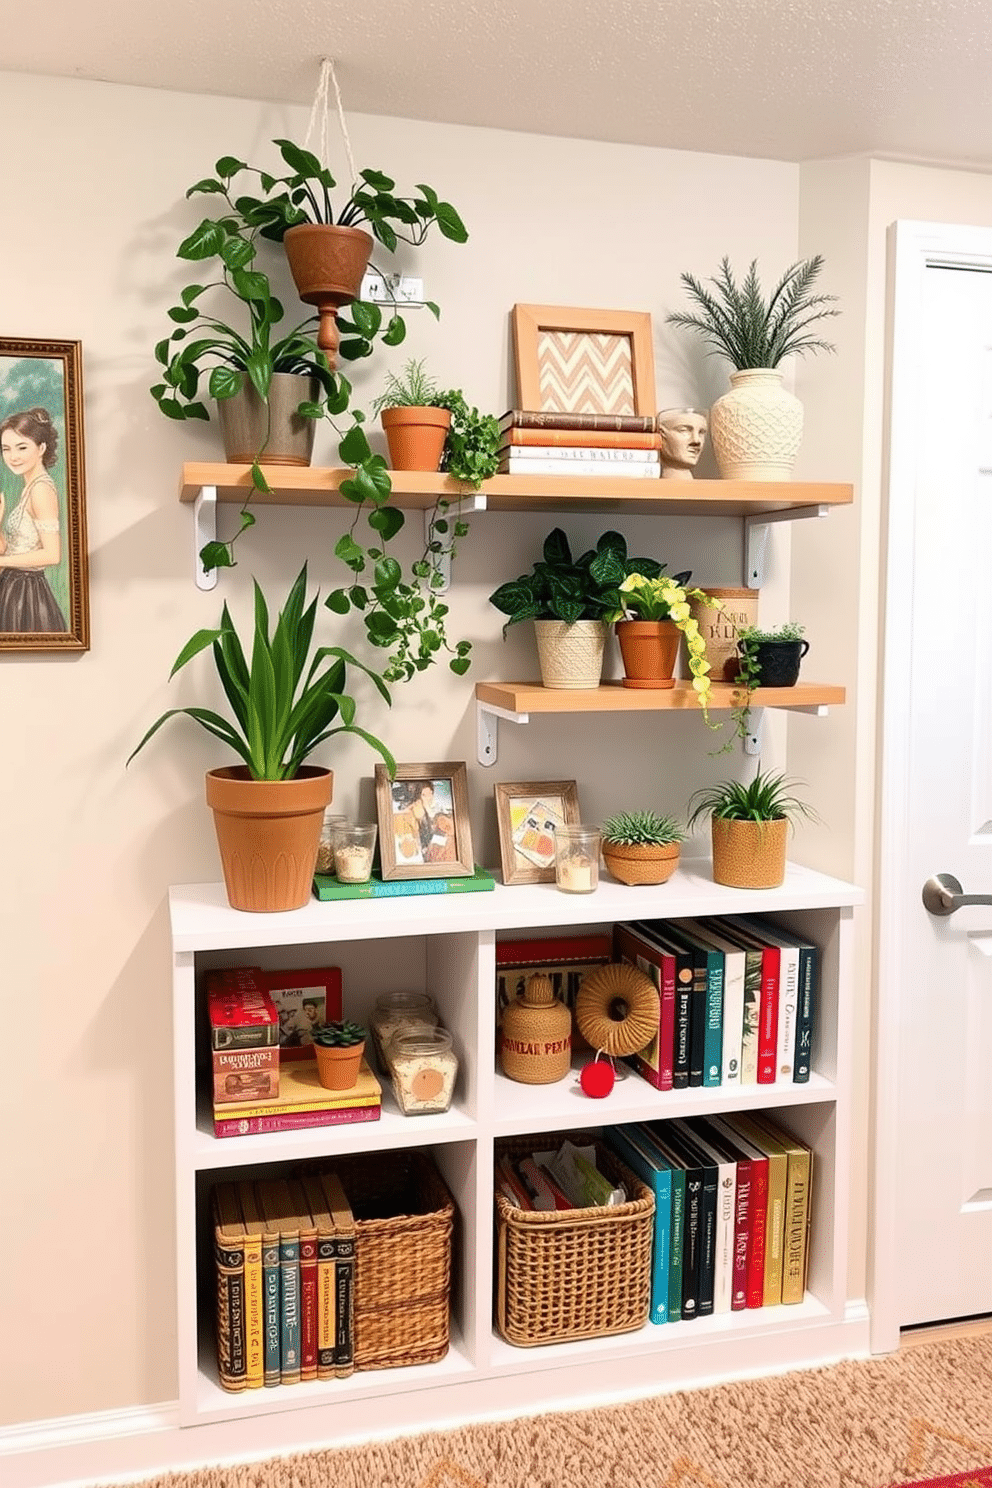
[117,1332,992,1488]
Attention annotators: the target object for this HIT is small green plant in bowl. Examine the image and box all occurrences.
[600,809,686,887]
[686,770,819,889]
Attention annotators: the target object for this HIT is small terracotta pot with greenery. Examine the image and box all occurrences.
[313,1021,368,1090]
[686,770,819,890]
[601,810,686,886]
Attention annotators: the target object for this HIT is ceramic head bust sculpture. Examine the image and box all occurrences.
[656,407,708,479]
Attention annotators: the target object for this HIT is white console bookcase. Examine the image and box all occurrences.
[170,858,864,1434]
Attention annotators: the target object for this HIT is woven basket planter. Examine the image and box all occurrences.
[534,619,607,689]
[602,840,681,886]
[710,815,788,889]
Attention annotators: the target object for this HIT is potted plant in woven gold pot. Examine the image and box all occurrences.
[127,565,395,912]
[686,769,818,889]
[601,810,686,886]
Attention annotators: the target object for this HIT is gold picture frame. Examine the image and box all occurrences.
[511,304,657,417]
[495,779,581,886]
[375,761,475,879]
[0,337,90,651]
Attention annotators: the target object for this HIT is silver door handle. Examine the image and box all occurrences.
[922,872,992,916]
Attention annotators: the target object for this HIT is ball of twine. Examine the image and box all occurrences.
[574,962,660,1056]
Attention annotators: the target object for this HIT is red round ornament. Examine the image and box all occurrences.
[580,1055,616,1098]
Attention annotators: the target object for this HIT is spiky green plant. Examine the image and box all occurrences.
[313,1020,367,1049]
[371,357,443,415]
[601,810,686,846]
[666,256,839,369]
[686,770,819,829]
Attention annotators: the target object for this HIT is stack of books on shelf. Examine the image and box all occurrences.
[212,1171,355,1392]
[606,1112,813,1324]
[613,916,819,1093]
[498,409,662,479]
[207,964,381,1137]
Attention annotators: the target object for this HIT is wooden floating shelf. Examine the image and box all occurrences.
[180,463,853,518]
[475,679,846,714]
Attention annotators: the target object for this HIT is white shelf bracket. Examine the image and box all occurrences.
[193,485,218,591]
[744,504,829,587]
[477,702,530,766]
[742,700,832,756]
[425,493,487,593]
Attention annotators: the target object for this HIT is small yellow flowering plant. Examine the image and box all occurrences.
[606,572,722,717]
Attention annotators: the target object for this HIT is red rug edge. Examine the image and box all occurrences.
[888,1470,992,1488]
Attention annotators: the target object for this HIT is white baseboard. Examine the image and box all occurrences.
[1,1302,872,1488]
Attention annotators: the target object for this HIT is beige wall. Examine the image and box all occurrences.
[13,68,988,1434]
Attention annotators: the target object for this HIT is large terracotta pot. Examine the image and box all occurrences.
[216,373,318,466]
[709,368,804,481]
[381,406,452,471]
[205,765,333,912]
[615,619,680,689]
[533,619,607,689]
[282,223,374,364]
[710,815,788,889]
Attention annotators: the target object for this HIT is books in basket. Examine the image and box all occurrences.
[313,863,496,900]
[212,1056,381,1138]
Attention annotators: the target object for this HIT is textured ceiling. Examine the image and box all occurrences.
[6,0,992,168]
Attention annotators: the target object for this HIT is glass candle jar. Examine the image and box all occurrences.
[389,1026,458,1115]
[332,822,378,883]
[316,812,348,874]
[370,990,439,1070]
[554,824,601,894]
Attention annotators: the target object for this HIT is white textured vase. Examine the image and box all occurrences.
[534,619,607,689]
[709,368,804,481]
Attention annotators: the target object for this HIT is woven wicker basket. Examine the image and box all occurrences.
[335,1149,455,1370]
[494,1133,654,1346]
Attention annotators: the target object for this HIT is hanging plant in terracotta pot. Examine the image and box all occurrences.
[127,565,395,913]
[605,570,721,718]
[666,255,840,481]
[229,138,468,366]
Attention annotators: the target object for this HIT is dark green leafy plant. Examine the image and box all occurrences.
[601,810,685,846]
[686,770,819,829]
[224,139,468,252]
[127,564,395,781]
[437,388,501,488]
[488,528,668,634]
[666,256,840,369]
[313,1020,368,1048]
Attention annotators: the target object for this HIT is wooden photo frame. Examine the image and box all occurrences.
[375,761,474,879]
[512,304,656,417]
[0,338,89,651]
[495,779,581,886]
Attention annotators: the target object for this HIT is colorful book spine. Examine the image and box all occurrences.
[711,1115,769,1313]
[684,1118,737,1315]
[500,426,662,449]
[748,1115,813,1303]
[313,866,495,900]
[793,944,819,1083]
[319,1171,356,1378]
[212,1046,280,1105]
[497,455,660,478]
[213,1104,380,1138]
[260,1216,281,1387]
[726,1112,782,1305]
[212,1184,247,1392]
[499,408,657,433]
[301,1175,338,1383]
[235,1184,264,1389]
[604,1125,672,1325]
[498,442,661,462]
[633,922,692,1089]
[288,1181,318,1383]
[613,923,674,1091]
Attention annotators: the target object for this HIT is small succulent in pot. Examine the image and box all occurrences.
[600,809,686,887]
[313,1020,368,1048]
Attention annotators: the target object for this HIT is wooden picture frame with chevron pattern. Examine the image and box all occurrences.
[512,304,657,417]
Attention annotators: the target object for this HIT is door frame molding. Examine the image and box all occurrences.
[872,220,992,1352]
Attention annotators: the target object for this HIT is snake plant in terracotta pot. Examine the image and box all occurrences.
[127,565,395,912]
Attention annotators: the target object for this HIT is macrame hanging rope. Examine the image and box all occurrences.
[304,57,357,189]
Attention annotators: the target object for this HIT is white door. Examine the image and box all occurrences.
[874,222,992,1348]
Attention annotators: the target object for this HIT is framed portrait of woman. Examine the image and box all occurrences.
[375,761,475,880]
[0,337,90,652]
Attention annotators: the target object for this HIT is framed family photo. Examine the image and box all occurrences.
[0,337,90,652]
[511,304,657,418]
[495,779,580,885]
[375,761,475,880]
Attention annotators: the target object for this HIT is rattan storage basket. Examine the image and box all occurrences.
[494,1133,654,1347]
[336,1149,456,1370]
